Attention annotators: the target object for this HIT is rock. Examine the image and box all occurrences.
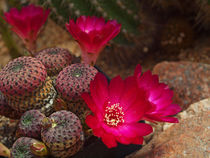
[152,61,210,110]
[128,98,210,158]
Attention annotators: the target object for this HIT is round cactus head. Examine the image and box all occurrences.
[0,56,47,96]
[0,91,22,119]
[35,47,72,76]
[17,110,45,139]
[56,63,98,101]
[10,137,48,158]
[3,76,56,113]
[41,110,84,157]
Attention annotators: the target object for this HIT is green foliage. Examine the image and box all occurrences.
[38,0,141,44]
[0,15,22,58]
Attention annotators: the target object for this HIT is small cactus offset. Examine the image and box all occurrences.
[16,110,45,139]
[41,110,84,158]
[10,137,48,158]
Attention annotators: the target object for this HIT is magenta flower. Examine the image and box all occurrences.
[132,65,181,123]
[82,73,153,148]
[3,4,50,53]
[66,16,121,65]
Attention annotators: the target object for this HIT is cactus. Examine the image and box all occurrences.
[55,63,98,120]
[0,56,57,114]
[27,0,141,44]
[35,47,73,76]
[0,56,47,96]
[41,110,84,158]
[10,137,48,158]
[17,110,45,139]
[0,91,22,119]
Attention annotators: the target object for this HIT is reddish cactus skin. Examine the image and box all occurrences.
[5,77,56,113]
[17,110,45,139]
[35,47,73,76]
[56,63,98,100]
[0,91,21,119]
[10,137,48,158]
[55,63,98,119]
[0,56,47,96]
[41,110,84,158]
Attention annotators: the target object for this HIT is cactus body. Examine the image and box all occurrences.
[41,110,84,158]
[55,63,97,119]
[35,47,72,76]
[17,110,45,139]
[10,137,48,158]
[0,57,57,113]
[0,91,22,119]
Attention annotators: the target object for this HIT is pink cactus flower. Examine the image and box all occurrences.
[82,73,153,148]
[66,16,121,65]
[132,64,182,123]
[3,4,50,53]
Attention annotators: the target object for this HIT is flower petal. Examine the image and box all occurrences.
[92,127,104,137]
[85,115,100,129]
[81,92,96,113]
[101,132,118,148]
[131,136,144,145]
[108,75,124,103]
[134,64,142,78]
[145,114,179,123]
[127,123,153,136]
[119,76,138,110]
[124,98,150,123]
[158,104,182,116]
[90,73,108,111]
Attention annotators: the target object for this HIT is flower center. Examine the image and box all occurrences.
[104,103,125,127]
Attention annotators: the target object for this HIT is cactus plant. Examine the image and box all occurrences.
[35,47,73,76]
[41,110,84,158]
[16,110,45,139]
[37,0,140,43]
[10,137,48,158]
[0,56,47,96]
[55,63,98,119]
[0,91,22,119]
[0,56,57,114]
